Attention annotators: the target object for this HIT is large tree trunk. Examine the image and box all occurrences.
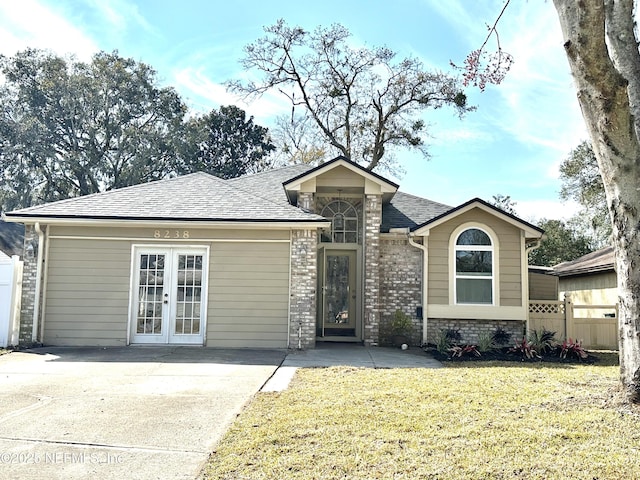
[553,0,640,402]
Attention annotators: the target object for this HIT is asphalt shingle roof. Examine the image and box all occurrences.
[553,246,615,277]
[381,191,452,232]
[5,172,326,223]
[229,164,312,206]
[5,165,466,231]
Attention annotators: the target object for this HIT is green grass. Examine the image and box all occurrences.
[201,353,640,480]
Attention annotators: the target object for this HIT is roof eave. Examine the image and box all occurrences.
[2,214,330,229]
[411,198,545,238]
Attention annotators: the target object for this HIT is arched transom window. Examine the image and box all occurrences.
[320,200,359,243]
[454,228,494,304]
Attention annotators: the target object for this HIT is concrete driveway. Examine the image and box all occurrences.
[0,347,285,480]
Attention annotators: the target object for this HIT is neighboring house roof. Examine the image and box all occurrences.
[381,192,452,233]
[3,172,327,224]
[412,197,545,238]
[0,221,24,257]
[553,246,615,277]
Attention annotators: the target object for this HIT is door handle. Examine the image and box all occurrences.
[164,293,169,304]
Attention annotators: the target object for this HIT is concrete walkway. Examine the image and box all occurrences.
[262,343,441,392]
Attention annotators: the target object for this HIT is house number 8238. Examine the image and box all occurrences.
[154,230,190,239]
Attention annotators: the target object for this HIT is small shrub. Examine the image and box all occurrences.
[390,310,413,337]
[435,330,452,355]
[449,344,481,358]
[491,327,511,346]
[444,328,462,343]
[509,337,539,359]
[528,328,556,355]
[558,338,588,360]
[477,332,494,353]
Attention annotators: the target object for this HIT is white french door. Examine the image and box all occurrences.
[130,247,208,345]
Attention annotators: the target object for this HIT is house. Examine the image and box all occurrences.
[2,156,544,348]
[553,246,617,305]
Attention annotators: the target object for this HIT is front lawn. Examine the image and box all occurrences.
[201,353,639,480]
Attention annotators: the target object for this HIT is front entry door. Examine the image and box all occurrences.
[131,247,208,345]
[318,249,358,338]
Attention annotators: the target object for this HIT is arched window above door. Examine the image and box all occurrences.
[320,200,359,244]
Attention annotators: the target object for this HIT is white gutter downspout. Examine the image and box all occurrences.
[32,223,45,343]
[408,232,429,345]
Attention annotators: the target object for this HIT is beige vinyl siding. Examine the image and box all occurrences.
[427,232,449,304]
[48,225,290,241]
[559,271,618,305]
[207,242,290,348]
[44,225,292,348]
[315,165,366,188]
[427,208,523,306]
[44,239,131,346]
[529,272,558,300]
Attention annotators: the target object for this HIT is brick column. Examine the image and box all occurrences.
[363,194,382,346]
[289,229,318,349]
[18,225,38,344]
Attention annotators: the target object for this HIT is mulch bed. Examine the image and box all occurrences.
[427,347,599,364]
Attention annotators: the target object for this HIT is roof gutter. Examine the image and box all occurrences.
[2,216,330,229]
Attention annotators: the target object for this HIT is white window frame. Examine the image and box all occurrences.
[449,223,500,306]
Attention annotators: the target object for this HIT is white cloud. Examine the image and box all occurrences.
[173,67,291,123]
[516,199,580,222]
[85,0,157,36]
[0,0,98,58]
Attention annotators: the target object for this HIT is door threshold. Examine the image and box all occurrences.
[316,336,361,343]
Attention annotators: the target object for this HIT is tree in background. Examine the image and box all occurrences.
[0,49,186,211]
[229,20,472,174]
[489,194,593,266]
[179,105,275,179]
[528,219,592,267]
[489,194,517,215]
[0,50,277,213]
[270,114,328,167]
[559,141,610,248]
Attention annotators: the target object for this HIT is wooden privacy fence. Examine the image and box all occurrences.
[529,294,618,350]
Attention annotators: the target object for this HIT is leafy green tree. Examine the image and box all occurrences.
[0,49,186,211]
[559,141,611,248]
[179,105,275,179]
[528,219,593,267]
[229,20,471,173]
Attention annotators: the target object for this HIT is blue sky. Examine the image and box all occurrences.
[0,0,588,221]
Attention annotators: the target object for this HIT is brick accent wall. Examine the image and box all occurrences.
[363,194,382,346]
[18,225,38,344]
[427,318,525,345]
[289,229,318,349]
[379,237,423,345]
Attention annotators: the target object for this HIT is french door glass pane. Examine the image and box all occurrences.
[174,254,203,335]
[136,254,166,334]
